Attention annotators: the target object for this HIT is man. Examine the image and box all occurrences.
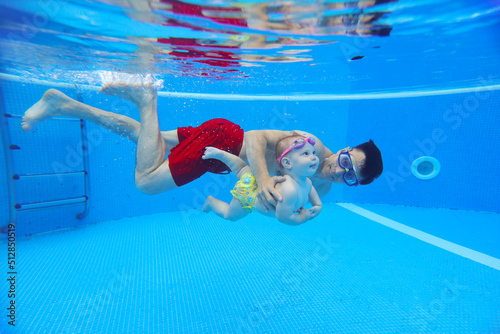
[22,76,383,211]
[243,130,382,211]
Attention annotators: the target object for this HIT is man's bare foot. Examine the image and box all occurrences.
[22,89,72,132]
[202,147,224,160]
[98,73,159,107]
[201,196,214,213]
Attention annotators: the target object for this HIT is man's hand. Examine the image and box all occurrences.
[308,205,322,219]
[257,176,286,211]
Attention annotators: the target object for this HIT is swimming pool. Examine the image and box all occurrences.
[1,0,499,333]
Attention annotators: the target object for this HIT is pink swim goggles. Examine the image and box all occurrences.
[277,137,316,164]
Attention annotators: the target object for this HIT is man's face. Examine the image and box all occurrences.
[320,147,365,185]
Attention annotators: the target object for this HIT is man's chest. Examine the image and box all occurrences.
[312,179,332,198]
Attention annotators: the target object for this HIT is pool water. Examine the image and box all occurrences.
[1,0,500,333]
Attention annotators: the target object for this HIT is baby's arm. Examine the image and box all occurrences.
[203,147,249,178]
[274,185,311,226]
[307,186,322,219]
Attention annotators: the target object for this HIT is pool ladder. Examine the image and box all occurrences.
[0,88,90,224]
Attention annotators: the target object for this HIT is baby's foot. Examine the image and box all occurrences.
[22,89,70,132]
[99,72,160,107]
[202,146,224,160]
[201,196,213,213]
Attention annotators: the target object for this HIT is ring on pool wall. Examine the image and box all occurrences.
[411,156,440,180]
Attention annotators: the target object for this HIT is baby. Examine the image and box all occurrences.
[202,135,322,226]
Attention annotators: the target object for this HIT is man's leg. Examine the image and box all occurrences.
[202,196,249,221]
[23,89,142,141]
[22,88,180,150]
[98,78,178,194]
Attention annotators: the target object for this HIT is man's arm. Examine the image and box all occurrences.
[243,130,278,178]
[244,130,288,211]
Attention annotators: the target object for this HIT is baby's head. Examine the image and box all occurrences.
[276,135,319,177]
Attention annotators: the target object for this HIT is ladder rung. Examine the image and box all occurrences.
[15,197,87,211]
[14,171,86,179]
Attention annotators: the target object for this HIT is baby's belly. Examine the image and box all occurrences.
[254,199,276,217]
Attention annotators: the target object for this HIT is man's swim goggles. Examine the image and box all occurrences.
[339,151,359,186]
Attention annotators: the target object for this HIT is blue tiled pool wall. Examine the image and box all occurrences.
[344,89,500,213]
[1,80,499,236]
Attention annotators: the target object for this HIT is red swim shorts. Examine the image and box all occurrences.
[169,118,244,187]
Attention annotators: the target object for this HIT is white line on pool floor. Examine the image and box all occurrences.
[337,203,500,271]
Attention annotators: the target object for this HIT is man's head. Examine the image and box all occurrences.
[320,139,383,186]
[276,135,319,177]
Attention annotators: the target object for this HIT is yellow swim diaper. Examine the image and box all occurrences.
[230,172,258,212]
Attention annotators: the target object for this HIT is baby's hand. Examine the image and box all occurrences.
[308,205,322,219]
[202,146,222,160]
[298,207,313,221]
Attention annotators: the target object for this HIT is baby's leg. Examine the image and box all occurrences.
[202,196,248,222]
[202,146,249,177]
